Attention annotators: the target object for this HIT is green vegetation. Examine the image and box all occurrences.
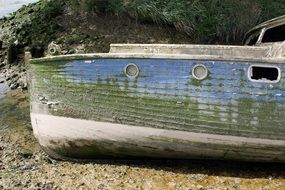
[19,0,64,47]
[0,0,284,48]
[68,0,285,44]
[0,0,64,47]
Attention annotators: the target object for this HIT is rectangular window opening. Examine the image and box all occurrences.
[249,66,280,83]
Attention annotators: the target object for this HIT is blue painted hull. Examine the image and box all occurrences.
[56,59,285,138]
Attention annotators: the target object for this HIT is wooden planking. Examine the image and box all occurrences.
[31,59,285,140]
[31,113,285,161]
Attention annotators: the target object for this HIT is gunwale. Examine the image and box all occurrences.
[30,53,285,64]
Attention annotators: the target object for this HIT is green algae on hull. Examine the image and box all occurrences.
[30,59,285,140]
[28,55,285,161]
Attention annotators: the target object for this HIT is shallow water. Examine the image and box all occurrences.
[0,0,38,18]
[0,82,8,99]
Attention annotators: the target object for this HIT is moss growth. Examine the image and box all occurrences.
[0,90,38,154]
[0,90,30,127]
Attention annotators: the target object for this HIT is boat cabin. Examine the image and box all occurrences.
[244,15,285,46]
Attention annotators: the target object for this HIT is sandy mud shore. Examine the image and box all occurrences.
[0,1,284,188]
[0,90,284,190]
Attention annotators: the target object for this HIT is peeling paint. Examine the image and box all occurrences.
[29,55,285,160]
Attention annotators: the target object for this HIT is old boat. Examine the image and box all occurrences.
[29,16,285,162]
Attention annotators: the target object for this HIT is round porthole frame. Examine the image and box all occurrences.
[192,64,208,80]
[124,63,140,79]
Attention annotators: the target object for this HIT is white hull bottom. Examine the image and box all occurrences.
[31,113,285,162]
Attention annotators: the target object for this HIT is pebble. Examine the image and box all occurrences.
[97,183,105,189]
[11,73,18,79]
[39,96,46,101]
[196,184,205,190]
[9,83,19,89]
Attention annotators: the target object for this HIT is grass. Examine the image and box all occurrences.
[68,0,285,44]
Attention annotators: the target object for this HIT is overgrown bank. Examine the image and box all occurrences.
[68,0,285,44]
[1,0,285,48]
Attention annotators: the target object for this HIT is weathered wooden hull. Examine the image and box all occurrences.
[31,113,285,161]
[29,46,285,162]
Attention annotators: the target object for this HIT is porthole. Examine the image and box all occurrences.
[124,63,140,78]
[192,64,208,80]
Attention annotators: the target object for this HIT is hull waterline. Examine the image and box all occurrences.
[31,113,285,161]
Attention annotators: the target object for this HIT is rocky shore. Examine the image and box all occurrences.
[0,50,27,91]
[0,31,27,92]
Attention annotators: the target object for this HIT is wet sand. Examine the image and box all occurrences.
[0,90,284,189]
[0,82,8,99]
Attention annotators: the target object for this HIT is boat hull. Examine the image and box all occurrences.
[31,113,285,161]
[29,52,285,161]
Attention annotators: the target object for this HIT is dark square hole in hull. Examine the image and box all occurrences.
[249,66,280,83]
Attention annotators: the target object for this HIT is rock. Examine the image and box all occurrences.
[47,102,53,108]
[9,83,19,89]
[39,96,48,103]
[39,97,45,101]
[97,184,105,190]
[11,73,18,79]
[20,164,37,171]
[18,152,33,159]
[61,50,68,54]
[20,82,28,90]
[47,42,61,56]
[2,69,7,74]
[168,182,177,189]
[67,48,76,54]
